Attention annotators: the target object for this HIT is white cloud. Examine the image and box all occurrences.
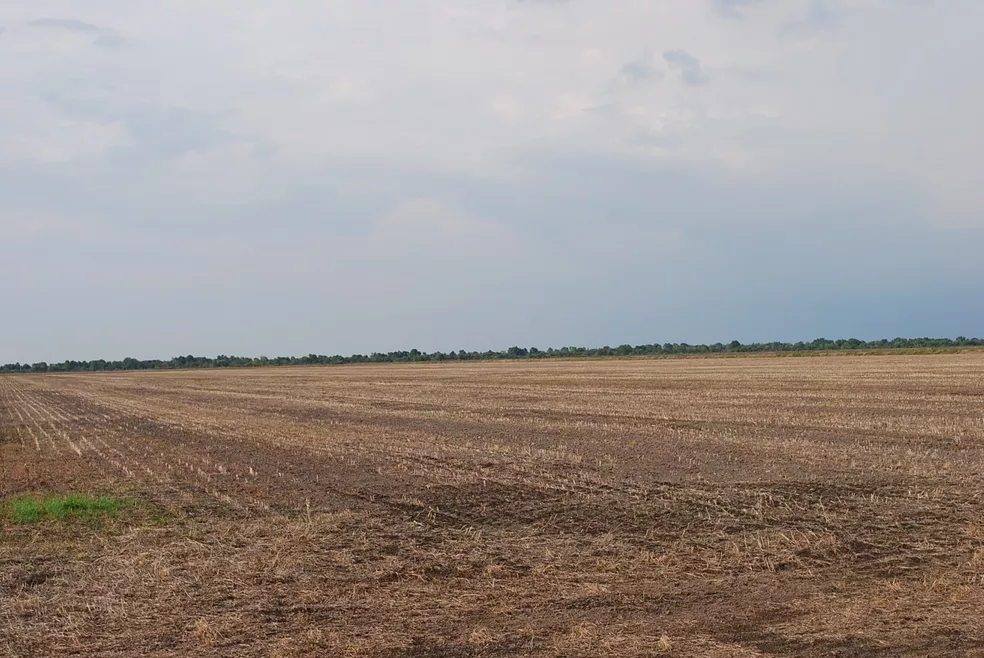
[358,197,529,291]
[0,109,129,163]
[1,0,979,214]
[0,207,99,239]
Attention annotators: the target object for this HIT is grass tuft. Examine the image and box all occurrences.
[4,494,123,524]
[7,497,44,524]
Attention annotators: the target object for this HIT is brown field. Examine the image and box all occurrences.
[2,354,983,657]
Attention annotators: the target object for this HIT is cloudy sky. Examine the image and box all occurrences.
[1,0,982,362]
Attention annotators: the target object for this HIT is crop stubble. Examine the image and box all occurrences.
[1,354,983,656]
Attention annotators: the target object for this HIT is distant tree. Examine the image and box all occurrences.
[3,335,982,374]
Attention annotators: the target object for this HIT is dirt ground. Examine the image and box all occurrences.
[1,354,983,657]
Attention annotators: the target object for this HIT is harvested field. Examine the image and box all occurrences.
[2,354,983,657]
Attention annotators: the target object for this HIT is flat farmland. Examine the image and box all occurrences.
[2,354,983,657]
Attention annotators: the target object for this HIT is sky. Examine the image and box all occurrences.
[1,0,982,363]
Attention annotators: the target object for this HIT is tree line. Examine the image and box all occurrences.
[2,337,981,374]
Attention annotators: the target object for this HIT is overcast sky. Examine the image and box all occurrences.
[1,0,982,362]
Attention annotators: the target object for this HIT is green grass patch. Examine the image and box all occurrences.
[4,494,124,524]
[7,497,44,524]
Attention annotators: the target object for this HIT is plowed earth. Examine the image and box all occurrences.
[2,355,983,657]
